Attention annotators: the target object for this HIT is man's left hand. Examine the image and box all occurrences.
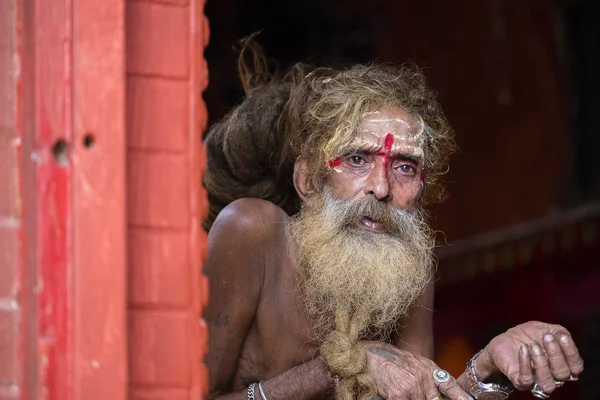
[476,321,584,396]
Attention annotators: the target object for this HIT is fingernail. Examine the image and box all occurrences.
[520,344,527,355]
[529,342,542,355]
[560,335,570,344]
[543,334,554,343]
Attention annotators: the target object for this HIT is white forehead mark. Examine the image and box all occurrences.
[360,116,425,146]
[362,118,412,128]
[356,125,426,150]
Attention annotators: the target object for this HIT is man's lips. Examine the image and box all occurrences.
[358,216,386,233]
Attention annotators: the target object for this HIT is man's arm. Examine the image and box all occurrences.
[213,357,333,400]
[392,278,435,358]
[205,199,334,399]
[205,200,266,396]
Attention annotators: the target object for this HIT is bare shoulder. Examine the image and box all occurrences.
[206,198,291,277]
[209,198,291,246]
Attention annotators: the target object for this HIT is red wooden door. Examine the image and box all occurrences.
[2,0,128,399]
[0,0,209,399]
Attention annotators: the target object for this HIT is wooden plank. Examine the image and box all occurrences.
[128,229,190,307]
[127,77,189,152]
[126,2,189,78]
[32,0,72,398]
[16,0,41,397]
[1,4,22,399]
[71,0,127,399]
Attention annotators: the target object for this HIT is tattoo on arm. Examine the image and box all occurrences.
[369,343,407,369]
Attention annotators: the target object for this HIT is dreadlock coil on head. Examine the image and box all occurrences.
[203,34,300,230]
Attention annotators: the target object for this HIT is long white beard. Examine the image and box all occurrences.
[289,190,435,338]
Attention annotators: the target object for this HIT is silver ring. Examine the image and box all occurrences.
[554,380,565,387]
[432,368,451,386]
[531,383,550,399]
[568,374,579,381]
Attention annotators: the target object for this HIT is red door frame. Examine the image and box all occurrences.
[2,0,209,399]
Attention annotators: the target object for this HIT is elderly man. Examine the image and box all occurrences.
[203,52,584,400]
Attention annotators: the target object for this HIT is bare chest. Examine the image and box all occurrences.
[233,255,320,388]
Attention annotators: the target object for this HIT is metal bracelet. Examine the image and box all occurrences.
[466,350,513,399]
[247,383,256,400]
[258,381,268,400]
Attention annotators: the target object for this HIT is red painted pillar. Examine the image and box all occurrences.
[126,0,210,399]
[4,0,128,399]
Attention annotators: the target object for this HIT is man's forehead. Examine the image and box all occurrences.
[345,110,425,157]
[359,110,425,146]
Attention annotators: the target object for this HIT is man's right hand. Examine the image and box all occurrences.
[363,342,473,400]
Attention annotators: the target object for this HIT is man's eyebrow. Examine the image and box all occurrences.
[339,143,379,155]
[390,151,423,163]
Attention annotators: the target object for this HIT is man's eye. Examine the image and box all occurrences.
[397,164,416,175]
[349,155,366,165]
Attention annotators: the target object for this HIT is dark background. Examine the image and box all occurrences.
[204,0,600,398]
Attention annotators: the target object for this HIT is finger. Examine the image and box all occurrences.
[557,333,585,376]
[529,341,556,394]
[437,375,473,400]
[514,343,534,390]
[423,378,442,400]
[542,333,571,381]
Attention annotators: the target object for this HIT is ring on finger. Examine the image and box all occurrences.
[568,374,579,381]
[432,368,451,387]
[531,383,550,399]
[554,380,565,387]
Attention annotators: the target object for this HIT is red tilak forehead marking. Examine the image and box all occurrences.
[376,133,394,172]
[376,133,395,156]
[384,133,394,152]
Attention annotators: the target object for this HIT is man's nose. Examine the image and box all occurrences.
[365,165,391,201]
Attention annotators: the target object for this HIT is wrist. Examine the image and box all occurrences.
[475,347,498,381]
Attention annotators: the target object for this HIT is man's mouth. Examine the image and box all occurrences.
[358,216,386,233]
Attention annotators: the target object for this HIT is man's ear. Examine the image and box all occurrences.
[293,157,315,201]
